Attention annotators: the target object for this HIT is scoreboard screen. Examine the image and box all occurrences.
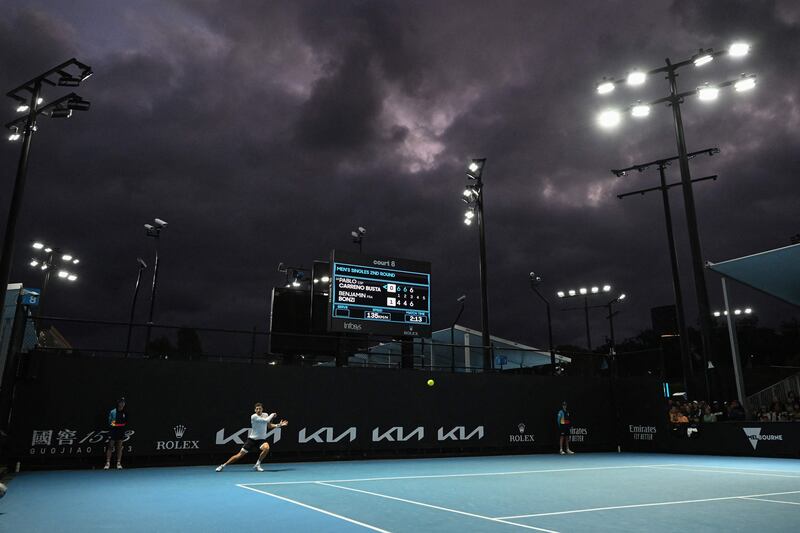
[328,250,431,337]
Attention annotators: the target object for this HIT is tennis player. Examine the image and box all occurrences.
[557,400,574,455]
[216,403,288,472]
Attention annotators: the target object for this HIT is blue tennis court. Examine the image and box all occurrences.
[2,453,799,532]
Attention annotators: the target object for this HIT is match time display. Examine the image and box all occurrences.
[328,250,431,337]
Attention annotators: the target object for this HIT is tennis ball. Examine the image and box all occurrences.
[426,379,435,387]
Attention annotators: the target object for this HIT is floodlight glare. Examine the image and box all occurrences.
[8,130,21,142]
[464,217,472,226]
[619,293,626,300]
[713,311,721,317]
[33,242,44,249]
[73,259,79,264]
[579,287,588,295]
[321,276,330,283]
[41,264,48,270]
[602,285,611,292]
[597,81,615,95]
[313,278,319,284]
[351,231,359,238]
[698,85,720,101]
[29,260,38,267]
[598,109,621,128]
[693,54,714,67]
[16,105,29,113]
[734,76,756,92]
[67,274,77,281]
[62,254,73,261]
[744,308,752,314]
[728,42,750,57]
[591,286,599,293]
[627,70,646,86]
[568,289,576,296]
[557,291,565,298]
[465,210,475,219]
[734,309,742,315]
[58,270,69,278]
[468,162,480,173]
[44,247,53,253]
[631,104,651,117]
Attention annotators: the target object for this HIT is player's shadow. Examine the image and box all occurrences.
[263,468,294,473]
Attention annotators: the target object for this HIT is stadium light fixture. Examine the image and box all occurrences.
[631,103,650,118]
[728,42,750,57]
[697,84,720,101]
[598,109,621,128]
[597,80,615,95]
[627,70,646,86]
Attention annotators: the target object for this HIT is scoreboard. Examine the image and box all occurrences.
[328,250,431,337]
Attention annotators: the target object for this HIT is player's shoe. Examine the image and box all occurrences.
[215,465,224,472]
[116,463,123,469]
[103,463,110,470]
[254,464,264,472]
[559,450,565,455]
[567,450,575,455]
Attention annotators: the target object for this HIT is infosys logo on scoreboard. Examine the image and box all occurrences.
[372,259,396,267]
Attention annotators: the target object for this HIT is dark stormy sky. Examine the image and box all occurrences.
[1,0,798,352]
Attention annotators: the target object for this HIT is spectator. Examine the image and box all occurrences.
[728,399,746,420]
[702,405,717,423]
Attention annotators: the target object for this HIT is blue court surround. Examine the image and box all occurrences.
[2,453,799,532]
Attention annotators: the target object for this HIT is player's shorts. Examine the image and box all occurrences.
[558,425,570,437]
[241,438,267,453]
[107,427,127,441]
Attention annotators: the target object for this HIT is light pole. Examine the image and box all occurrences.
[0,59,92,314]
[596,42,756,400]
[557,284,612,351]
[603,293,626,353]
[350,227,366,253]
[462,158,492,370]
[143,218,167,355]
[716,290,755,416]
[614,148,719,397]
[450,295,466,372]
[29,241,80,320]
[529,272,556,370]
[125,258,148,358]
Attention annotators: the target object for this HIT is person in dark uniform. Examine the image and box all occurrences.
[104,398,128,469]
[557,400,574,455]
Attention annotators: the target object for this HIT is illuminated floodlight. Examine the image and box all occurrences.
[8,129,21,141]
[41,264,48,271]
[468,161,480,173]
[557,291,565,298]
[465,210,475,219]
[597,81,615,95]
[744,308,752,314]
[58,270,69,278]
[568,289,576,297]
[33,242,44,250]
[579,287,588,295]
[631,104,650,118]
[728,42,750,57]
[67,274,78,281]
[321,276,330,283]
[693,54,714,67]
[591,286,599,294]
[602,285,611,292]
[29,260,39,267]
[734,76,756,92]
[698,85,719,101]
[464,217,472,226]
[597,109,621,128]
[44,247,53,253]
[313,278,319,284]
[713,311,721,317]
[16,105,29,113]
[618,293,626,300]
[36,97,44,105]
[62,254,73,261]
[73,259,80,264]
[463,188,473,197]
[627,70,646,86]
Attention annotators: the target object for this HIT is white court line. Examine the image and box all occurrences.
[494,490,800,519]
[243,464,678,486]
[642,465,800,478]
[236,484,390,533]
[317,481,559,533]
[661,463,800,474]
[741,496,800,507]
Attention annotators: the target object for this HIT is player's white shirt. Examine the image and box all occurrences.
[249,412,275,439]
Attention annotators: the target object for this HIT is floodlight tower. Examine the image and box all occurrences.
[351,227,366,253]
[0,58,92,311]
[595,41,756,399]
[462,158,492,370]
[143,218,167,354]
